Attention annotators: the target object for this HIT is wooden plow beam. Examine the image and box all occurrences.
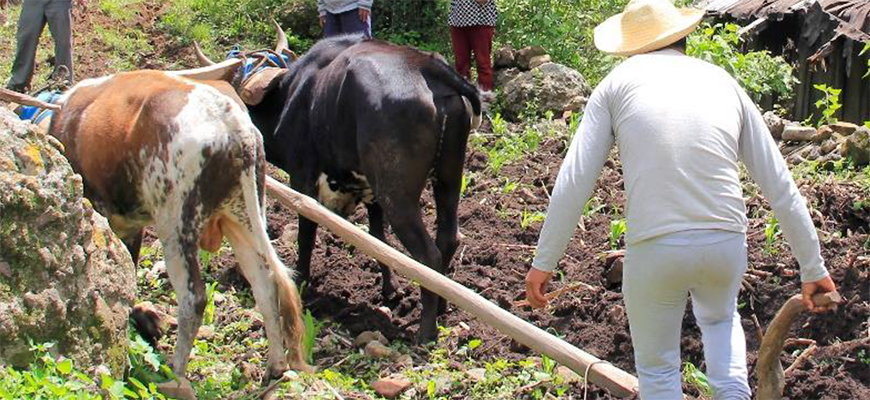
[266,176,640,397]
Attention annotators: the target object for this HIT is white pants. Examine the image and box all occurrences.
[623,230,752,400]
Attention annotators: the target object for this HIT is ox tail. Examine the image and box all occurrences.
[428,59,482,130]
[237,163,311,373]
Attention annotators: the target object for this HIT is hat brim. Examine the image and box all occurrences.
[594,9,704,56]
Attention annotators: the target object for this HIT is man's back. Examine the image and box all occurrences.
[600,48,749,243]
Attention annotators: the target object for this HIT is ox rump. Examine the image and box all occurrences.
[195,24,483,343]
[2,62,312,398]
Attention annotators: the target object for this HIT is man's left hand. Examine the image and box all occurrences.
[525,267,553,309]
[358,8,370,22]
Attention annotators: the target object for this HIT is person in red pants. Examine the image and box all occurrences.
[448,0,497,103]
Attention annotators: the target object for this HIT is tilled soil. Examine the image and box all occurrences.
[255,131,869,399]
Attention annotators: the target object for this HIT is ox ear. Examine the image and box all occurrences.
[240,68,287,106]
[170,58,242,83]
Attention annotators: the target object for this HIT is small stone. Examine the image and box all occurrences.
[371,377,413,399]
[556,365,583,383]
[467,368,487,381]
[781,126,817,142]
[516,45,547,70]
[393,354,413,367]
[607,305,625,323]
[763,111,785,140]
[0,261,11,278]
[364,340,393,359]
[840,126,870,166]
[354,330,389,347]
[197,325,215,340]
[518,187,537,203]
[212,292,226,305]
[604,251,625,285]
[820,139,838,155]
[829,121,859,136]
[528,54,551,70]
[812,125,833,143]
[493,46,516,69]
[377,306,392,319]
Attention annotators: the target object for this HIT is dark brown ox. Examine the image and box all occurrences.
[3,62,312,388]
[196,28,482,343]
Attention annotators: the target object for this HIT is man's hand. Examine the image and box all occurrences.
[1,0,8,10]
[358,8,370,22]
[801,275,838,313]
[319,15,326,28]
[525,267,553,309]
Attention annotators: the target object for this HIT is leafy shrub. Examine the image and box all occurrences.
[687,23,797,106]
[813,83,842,127]
[0,342,102,400]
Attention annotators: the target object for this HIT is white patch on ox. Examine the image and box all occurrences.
[351,171,375,204]
[60,75,114,105]
[463,96,481,130]
[317,173,356,215]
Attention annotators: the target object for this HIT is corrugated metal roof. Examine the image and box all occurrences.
[705,0,869,42]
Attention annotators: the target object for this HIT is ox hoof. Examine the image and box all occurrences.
[380,277,403,301]
[415,329,438,345]
[155,378,197,400]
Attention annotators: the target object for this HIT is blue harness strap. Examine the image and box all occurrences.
[226,46,293,81]
[18,91,62,124]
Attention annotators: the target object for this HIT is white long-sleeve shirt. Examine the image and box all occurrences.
[532,48,829,283]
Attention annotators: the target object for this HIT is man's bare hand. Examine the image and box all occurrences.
[525,267,553,309]
[476,0,489,5]
[358,8,370,22]
[319,15,325,28]
[801,275,838,313]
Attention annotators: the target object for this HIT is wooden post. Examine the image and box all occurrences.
[265,177,640,397]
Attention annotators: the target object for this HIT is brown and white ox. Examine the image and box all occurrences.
[1,60,311,391]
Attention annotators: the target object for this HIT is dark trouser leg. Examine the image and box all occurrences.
[322,12,342,38]
[450,26,472,81]
[337,8,371,39]
[45,0,73,83]
[8,0,48,91]
[469,25,495,91]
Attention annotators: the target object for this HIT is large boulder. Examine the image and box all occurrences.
[840,126,870,166]
[515,46,547,71]
[500,62,592,120]
[0,108,136,377]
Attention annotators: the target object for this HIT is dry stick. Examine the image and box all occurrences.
[756,292,842,400]
[783,344,818,377]
[513,281,597,308]
[266,177,640,398]
[751,314,765,344]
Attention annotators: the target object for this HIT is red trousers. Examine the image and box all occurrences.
[450,25,495,91]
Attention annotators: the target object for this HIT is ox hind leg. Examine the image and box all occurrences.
[366,202,403,300]
[431,95,471,315]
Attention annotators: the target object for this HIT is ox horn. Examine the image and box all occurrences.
[193,41,216,66]
[273,20,289,54]
[170,58,243,82]
[0,87,62,111]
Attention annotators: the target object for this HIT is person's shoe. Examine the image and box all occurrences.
[480,90,496,103]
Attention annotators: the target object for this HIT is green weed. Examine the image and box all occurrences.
[520,209,546,230]
[609,218,627,250]
[682,361,713,397]
[302,310,324,364]
[0,342,101,399]
[583,196,606,217]
[763,214,781,255]
[813,84,842,127]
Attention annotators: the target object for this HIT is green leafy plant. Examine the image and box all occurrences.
[203,281,219,325]
[609,218,627,249]
[763,214,781,255]
[813,84,842,127]
[460,173,471,197]
[127,327,174,387]
[688,23,797,106]
[520,209,546,230]
[502,178,519,194]
[302,310,324,364]
[583,196,606,217]
[0,342,102,399]
[682,361,713,397]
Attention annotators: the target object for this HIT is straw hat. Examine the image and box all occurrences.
[594,0,705,56]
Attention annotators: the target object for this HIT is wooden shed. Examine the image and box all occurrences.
[702,0,869,124]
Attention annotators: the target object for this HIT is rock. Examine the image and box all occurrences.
[820,139,838,155]
[781,125,817,142]
[393,353,413,367]
[494,67,522,88]
[364,340,393,358]
[0,108,136,378]
[527,54,551,70]
[603,251,625,285]
[829,121,859,136]
[354,330,389,347]
[466,367,487,381]
[763,111,785,140]
[812,125,833,143]
[376,306,392,319]
[518,187,537,202]
[556,365,583,383]
[501,63,591,121]
[607,305,626,323]
[516,45,548,70]
[493,46,516,69]
[371,376,413,399]
[840,126,870,166]
[197,325,215,340]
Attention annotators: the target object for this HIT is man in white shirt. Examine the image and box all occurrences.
[524,0,838,398]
